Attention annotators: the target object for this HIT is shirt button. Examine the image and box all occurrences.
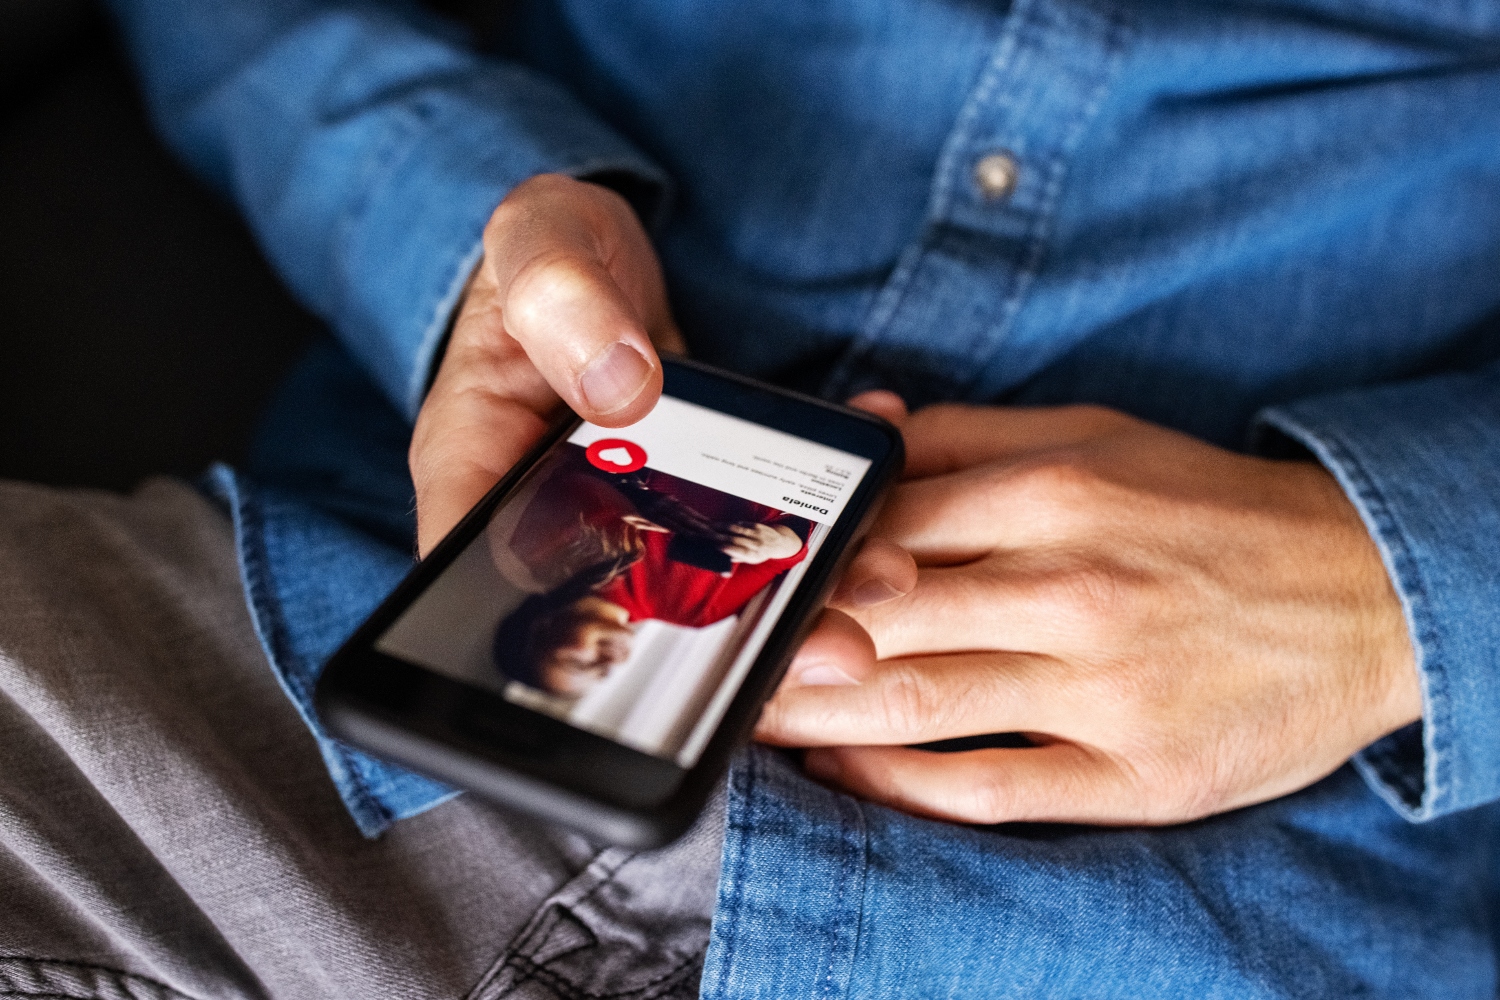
[973,151,1019,201]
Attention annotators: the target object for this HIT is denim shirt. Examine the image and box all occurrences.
[104,0,1500,839]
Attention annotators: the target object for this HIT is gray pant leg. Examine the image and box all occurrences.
[0,478,718,1000]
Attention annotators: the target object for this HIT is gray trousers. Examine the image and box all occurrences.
[0,478,721,1000]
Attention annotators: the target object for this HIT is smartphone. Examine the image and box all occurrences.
[315,358,903,847]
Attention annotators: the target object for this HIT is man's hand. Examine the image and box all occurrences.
[410,174,684,556]
[722,523,804,564]
[758,401,1423,826]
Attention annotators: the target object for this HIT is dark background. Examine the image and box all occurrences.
[1,0,323,489]
[1,0,529,490]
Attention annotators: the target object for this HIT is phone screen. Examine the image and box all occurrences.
[373,393,875,768]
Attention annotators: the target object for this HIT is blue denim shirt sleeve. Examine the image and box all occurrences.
[103,0,669,420]
[1253,359,1500,822]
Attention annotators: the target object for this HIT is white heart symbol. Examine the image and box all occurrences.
[598,446,633,467]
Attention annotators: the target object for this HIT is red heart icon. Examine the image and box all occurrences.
[585,438,647,473]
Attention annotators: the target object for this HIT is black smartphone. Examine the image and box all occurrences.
[315,358,903,847]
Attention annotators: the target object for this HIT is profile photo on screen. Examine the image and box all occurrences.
[373,392,861,765]
[486,443,815,755]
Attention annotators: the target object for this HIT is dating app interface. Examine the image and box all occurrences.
[377,394,873,766]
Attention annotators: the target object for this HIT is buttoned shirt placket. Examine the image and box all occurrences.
[824,0,1135,407]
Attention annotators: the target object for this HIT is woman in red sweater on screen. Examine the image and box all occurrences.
[493,446,811,701]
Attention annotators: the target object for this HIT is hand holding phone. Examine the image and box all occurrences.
[317,359,902,846]
[409,172,684,559]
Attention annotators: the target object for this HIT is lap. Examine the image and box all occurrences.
[6,476,1489,998]
[0,478,718,1000]
[707,748,1500,999]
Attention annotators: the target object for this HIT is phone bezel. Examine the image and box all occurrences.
[314,357,904,846]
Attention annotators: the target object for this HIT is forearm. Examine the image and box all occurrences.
[105,0,667,419]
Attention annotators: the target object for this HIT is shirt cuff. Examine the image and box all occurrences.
[1252,363,1500,821]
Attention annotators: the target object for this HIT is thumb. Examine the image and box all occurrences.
[412,175,675,556]
[755,610,877,745]
[485,175,670,428]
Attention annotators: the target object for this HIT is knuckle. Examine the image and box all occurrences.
[1004,456,1105,540]
[857,752,904,801]
[1026,558,1134,649]
[754,696,790,738]
[963,773,1020,825]
[484,198,522,237]
[506,171,574,205]
[874,664,944,738]
[757,690,827,745]
[487,176,563,235]
[505,254,593,325]
[1015,452,1099,505]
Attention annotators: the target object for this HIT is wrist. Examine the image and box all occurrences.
[1293,460,1423,744]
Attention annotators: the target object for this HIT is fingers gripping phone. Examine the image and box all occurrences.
[315,358,903,847]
